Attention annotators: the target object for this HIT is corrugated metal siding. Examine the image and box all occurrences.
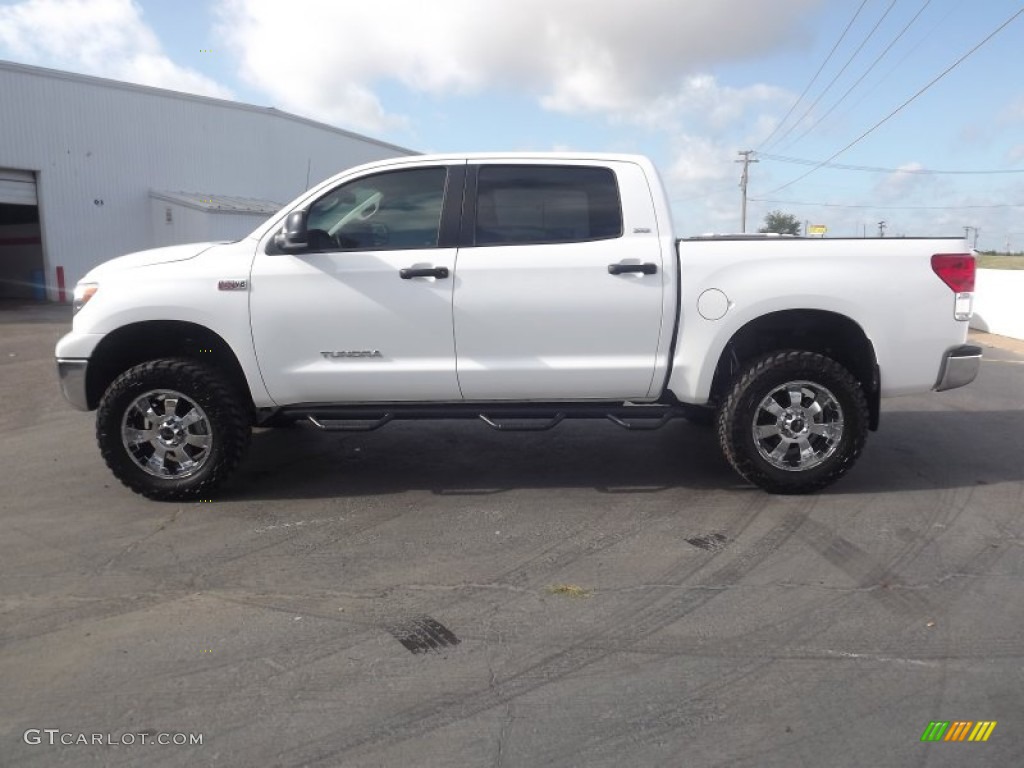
[205,212,272,243]
[150,196,271,247]
[0,63,415,298]
[150,190,281,214]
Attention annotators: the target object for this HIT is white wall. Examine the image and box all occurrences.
[970,269,1024,340]
[0,61,414,298]
[149,199,271,248]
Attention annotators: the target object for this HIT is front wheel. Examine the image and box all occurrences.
[96,359,251,500]
[716,350,869,494]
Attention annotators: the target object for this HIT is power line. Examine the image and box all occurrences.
[784,0,935,148]
[768,0,897,151]
[758,152,1024,175]
[756,0,870,150]
[826,0,960,134]
[759,7,1024,197]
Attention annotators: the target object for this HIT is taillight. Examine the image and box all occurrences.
[931,253,975,292]
[931,253,975,321]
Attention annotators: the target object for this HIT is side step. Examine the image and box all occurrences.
[307,415,394,432]
[292,402,690,433]
[479,413,566,432]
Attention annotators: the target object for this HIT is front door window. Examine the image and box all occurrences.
[305,167,448,252]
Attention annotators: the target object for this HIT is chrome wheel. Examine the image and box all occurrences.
[121,389,213,478]
[751,380,844,472]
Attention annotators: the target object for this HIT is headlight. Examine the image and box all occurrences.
[73,283,99,314]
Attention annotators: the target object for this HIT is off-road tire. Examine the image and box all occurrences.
[716,350,869,494]
[97,358,251,501]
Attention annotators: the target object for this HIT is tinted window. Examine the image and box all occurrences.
[305,167,447,251]
[474,165,622,246]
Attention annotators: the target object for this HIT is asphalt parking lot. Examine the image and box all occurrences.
[2,302,1023,767]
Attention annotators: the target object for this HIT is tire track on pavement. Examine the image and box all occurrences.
[280,497,816,765]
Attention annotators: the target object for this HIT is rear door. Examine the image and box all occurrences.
[452,161,666,400]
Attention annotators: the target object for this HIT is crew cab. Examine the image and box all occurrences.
[55,153,981,499]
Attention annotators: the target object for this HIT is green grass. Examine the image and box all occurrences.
[976,252,1024,270]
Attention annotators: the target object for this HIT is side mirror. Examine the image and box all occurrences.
[273,210,309,252]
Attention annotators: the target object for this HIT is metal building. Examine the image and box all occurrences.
[0,60,415,301]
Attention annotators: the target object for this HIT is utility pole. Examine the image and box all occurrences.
[878,220,887,238]
[963,225,981,249]
[736,150,758,233]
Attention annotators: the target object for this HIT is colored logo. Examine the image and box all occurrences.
[921,721,997,742]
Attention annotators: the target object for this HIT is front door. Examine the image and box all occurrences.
[251,165,463,405]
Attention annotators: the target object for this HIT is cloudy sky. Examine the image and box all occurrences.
[2,0,1023,249]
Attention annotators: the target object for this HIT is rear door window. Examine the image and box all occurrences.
[473,165,622,246]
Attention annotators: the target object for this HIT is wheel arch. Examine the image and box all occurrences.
[85,321,254,416]
[708,309,880,430]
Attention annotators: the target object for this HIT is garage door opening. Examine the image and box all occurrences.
[0,168,44,301]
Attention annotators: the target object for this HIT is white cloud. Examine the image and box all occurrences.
[1000,97,1024,124]
[667,135,734,183]
[215,0,820,131]
[623,76,791,134]
[0,0,232,99]
[873,162,932,200]
[625,76,795,235]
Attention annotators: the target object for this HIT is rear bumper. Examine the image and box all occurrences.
[56,359,90,411]
[933,344,982,392]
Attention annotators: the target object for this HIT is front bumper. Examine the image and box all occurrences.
[56,359,90,411]
[934,344,982,392]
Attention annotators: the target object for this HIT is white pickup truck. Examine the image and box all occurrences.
[56,153,981,500]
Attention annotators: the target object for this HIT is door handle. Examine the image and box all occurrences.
[608,263,658,275]
[400,266,450,279]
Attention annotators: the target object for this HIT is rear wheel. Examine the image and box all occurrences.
[716,350,868,494]
[97,359,251,500]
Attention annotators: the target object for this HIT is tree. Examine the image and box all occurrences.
[759,210,801,236]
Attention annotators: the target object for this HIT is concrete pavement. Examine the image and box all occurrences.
[2,303,1022,767]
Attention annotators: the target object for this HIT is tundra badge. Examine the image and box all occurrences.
[321,350,384,359]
